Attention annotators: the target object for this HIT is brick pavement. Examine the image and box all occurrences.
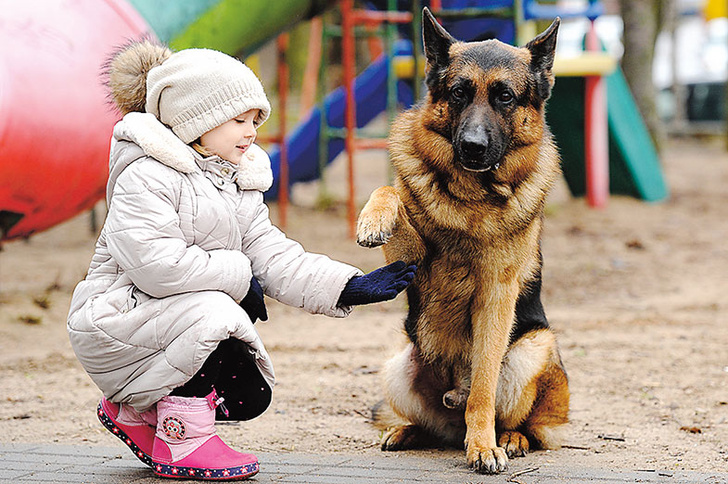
[1,443,727,484]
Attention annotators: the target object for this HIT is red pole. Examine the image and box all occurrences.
[300,17,323,117]
[277,33,289,228]
[584,22,609,208]
[341,0,357,239]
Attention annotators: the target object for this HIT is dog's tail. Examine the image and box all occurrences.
[371,399,408,430]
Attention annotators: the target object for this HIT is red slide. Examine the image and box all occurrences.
[0,0,151,240]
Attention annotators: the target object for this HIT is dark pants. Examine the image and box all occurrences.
[171,338,272,421]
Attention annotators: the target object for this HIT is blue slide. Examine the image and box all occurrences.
[266,47,413,199]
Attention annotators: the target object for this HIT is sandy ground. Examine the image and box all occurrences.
[0,136,726,475]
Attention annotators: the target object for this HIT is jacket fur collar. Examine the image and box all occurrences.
[113,112,273,192]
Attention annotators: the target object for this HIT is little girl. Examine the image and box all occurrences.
[67,41,415,481]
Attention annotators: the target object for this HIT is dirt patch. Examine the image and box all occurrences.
[0,137,726,473]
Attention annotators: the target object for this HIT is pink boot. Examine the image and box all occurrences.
[97,398,157,466]
[151,390,258,480]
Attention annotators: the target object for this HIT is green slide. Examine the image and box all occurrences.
[547,68,669,202]
[127,0,331,55]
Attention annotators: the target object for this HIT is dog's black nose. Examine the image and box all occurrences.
[460,134,488,159]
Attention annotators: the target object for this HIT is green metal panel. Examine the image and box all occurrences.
[547,77,590,197]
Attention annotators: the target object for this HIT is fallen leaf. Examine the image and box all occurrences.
[18,315,42,325]
[33,295,51,309]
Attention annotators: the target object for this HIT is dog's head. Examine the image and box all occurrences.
[422,8,559,173]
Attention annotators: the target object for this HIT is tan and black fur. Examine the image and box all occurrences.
[356,9,569,474]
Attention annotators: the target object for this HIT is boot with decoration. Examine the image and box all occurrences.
[151,389,258,480]
[97,397,157,466]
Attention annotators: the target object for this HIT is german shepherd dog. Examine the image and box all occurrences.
[356,9,569,474]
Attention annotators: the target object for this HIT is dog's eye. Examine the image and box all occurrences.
[450,86,466,102]
[497,90,515,104]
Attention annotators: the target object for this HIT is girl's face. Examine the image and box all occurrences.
[199,109,260,165]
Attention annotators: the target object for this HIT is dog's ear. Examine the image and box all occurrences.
[525,17,560,100]
[422,7,454,69]
[422,7,456,96]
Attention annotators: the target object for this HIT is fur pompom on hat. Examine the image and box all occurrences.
[108,40,172,115]
[108,41,271,143]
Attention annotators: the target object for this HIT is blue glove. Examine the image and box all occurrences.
[239,276,268,323]
[338,261,417,307]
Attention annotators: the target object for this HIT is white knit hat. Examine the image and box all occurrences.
[145,48,271,144]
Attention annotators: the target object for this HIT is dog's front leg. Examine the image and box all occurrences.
[357,186,425,264]
[464,278,520,474]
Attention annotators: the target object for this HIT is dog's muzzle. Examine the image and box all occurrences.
[457,142,501,173]
[456,128,501,172]
[460,159,501,172]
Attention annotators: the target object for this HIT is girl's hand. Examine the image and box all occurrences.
[338,261,417,307]
[240,276,267,323]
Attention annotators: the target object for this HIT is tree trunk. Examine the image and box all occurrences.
[618,0,666,152]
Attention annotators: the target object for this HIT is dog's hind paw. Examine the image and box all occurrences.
[498,430,530,458]
[380,424,431,451]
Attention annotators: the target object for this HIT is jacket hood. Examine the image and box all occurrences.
[110,112,273,193]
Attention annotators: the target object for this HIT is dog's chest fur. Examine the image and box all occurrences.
[390,108,552,363]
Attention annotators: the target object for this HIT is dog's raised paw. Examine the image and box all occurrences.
[356,228,391,248]
[467,445,508,474]
[356,186,400,247]
[356,214,395,248]
[498,430,530,458]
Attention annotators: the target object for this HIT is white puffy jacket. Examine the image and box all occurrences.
[67,112,361,411]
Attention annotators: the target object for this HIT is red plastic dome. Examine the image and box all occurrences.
[0,0,152,240]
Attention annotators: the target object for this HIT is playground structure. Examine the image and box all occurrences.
[298,0,668,237]
[0,0,669,242]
